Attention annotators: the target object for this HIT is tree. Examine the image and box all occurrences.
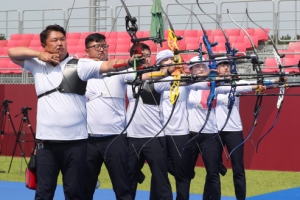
[0,33,6,40]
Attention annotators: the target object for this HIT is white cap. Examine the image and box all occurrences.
[156,49,174,64]
[216,56,230,66]
[188,56,209,69]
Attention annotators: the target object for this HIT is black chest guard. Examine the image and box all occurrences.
[140,82,161,105]
[37,58,87,98]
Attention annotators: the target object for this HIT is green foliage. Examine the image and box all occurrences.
[1,156,300,197]
[0,33,6,40]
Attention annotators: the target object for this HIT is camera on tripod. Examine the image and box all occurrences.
[2,99,13,106]
[21,107,32,112]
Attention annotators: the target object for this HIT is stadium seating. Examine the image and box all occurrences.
[255,28,270,42]
[0,40,8,47]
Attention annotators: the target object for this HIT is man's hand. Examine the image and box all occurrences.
[128,54,146,68]
[39,52,60,66]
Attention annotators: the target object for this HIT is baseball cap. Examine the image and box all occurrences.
[216,57,230,66]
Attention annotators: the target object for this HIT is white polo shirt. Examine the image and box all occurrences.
[24,57,102,140]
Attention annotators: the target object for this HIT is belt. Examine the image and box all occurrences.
[88,134,116,138]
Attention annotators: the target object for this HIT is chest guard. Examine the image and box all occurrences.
[140,82,161,105]
[58,59,87,95]
[37,59,87,98]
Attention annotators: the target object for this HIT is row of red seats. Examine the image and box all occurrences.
[7,28,269,41]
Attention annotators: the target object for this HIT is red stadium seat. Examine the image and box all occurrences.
[7,61,22,74]
[278,49,295,58]
[115,45,130,53]
[1,47,9,55]
[29,40,42,47]
[117,38,131,45]
[225,29,240,37]
[214,36,226,44]
[255,28,270,42]
[143,31,150,38]
[244,35,258,50]
[77,39,86,47]
[211,29,224,36]
[75,45,86,53]
[228,36,244,44]
[66,32,81,40]
[183,30,198,37]
[264,57,283,67]
[6,40,19,47]
[0,40,8,47]
[67,39,79,46]
[21,34,34,40]
[184,37,199,44]
[18,40,31,47]
[186,43,200,50]
[80,32,96,39]
[232,43,247,53]
[32,34,40,40]
[283,57,299,66]
[108,44,116,53]
[105,32,118,39]
[215,43,227,52]
[107,38,118,45]
[67,46,77,55]
[136,31,144,38]
[197,30,212,37]
[239,28,255,36]
[288,42,300,51]
[10,34,22,40]
[118,31,130,39]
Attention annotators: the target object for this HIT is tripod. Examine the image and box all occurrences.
[8,107,35,173]
[0,99,18,173]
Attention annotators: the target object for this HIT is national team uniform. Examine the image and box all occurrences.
[84,70,133,200]
[188,85,253,200]
[24,57,102,200]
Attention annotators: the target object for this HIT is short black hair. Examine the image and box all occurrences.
[40,24,66,44]
[85,33,106,48]
[130,43,151,56]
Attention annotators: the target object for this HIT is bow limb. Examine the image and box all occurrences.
[227,9,264,159]
[245,9,285,152]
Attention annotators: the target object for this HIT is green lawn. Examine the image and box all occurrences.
[1,156,299,197]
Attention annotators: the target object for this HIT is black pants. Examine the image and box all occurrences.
[128,137,173,200]
[35,139,87,200]
[166,135,191,200]
[84,134,132,200]
[188,133,222,200]
[220,131,246,200]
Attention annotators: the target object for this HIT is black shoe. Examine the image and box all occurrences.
[137,171,145,184]
[219,163,227,176]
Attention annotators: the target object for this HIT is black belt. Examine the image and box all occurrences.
[38,87,60,99]
[35,139,86,143]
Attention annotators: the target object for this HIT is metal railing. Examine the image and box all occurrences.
[278,0,300,42]
[0,10,20,39]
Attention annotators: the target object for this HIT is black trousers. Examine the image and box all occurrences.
[128,137,173,200]
[84,134,132,200]
[166,135,191,200]
[188,133,222,200]
[35,139,87,200]
[220,131,246,200]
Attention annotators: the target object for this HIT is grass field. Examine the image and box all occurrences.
[0,156,299,197]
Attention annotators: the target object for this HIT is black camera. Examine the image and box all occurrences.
[21,107,32,112]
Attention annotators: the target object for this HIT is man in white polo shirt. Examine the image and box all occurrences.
[8,24,138,200]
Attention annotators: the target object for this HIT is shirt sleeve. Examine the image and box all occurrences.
[186,82,210,90]
[77,58,102,81]
[154,77,173,93]
[23,58,40,73]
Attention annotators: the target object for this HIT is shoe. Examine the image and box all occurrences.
[219,163,227,176]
